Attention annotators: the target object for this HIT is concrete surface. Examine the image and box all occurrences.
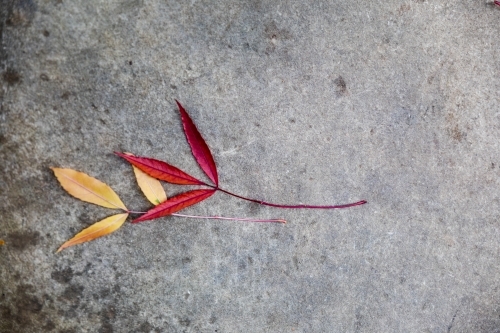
[1,0,500,332]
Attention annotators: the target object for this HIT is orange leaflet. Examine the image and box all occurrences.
[176,101,219,186]
[132,164,167,205]
[115,152,205,185]
[0,239,4,246]
[57,213,129,252]
[51,168,127,210]
[133,189,216,223]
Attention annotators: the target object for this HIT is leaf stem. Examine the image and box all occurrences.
[127,210,147,214]
[213,186,367,209]
[127,209,284,223]
[172,213,286,224]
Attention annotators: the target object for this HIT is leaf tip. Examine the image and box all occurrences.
[56,241,70,253]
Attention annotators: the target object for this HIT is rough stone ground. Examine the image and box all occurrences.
[1,0,500,332]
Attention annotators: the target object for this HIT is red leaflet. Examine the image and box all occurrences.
[133,189,216,223]
[115,152,205,185]
[176,100,219,186]
[495,1,500,7]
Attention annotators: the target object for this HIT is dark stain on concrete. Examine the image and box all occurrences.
[51,267,74,284]
[446,113,466,143]
[2,68,21,85]
[137,321,158,332]
[247,201,263,215]
[334,75,348,96]
[0,283,45,331]
[178,317,191,327]
[59,328,78,333]
[16,285,43,313]
[99,305,116,333]
[42,319,56,331]
[264,21,292,40]
[92,286,120,301]
[449,124,465,142]
[60,285,85,304]
[264,21,292,54]
[6,230,40,251]
[5,0,37,26]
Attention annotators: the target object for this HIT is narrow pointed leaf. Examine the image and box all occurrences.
[133,189,216,223]
[132,164,167,205]
[115,152,204,185]
[57,213,128,252]
[52,168,127,210]
[176,101,219,186]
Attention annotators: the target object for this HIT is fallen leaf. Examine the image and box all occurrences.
[57,213,129,252]
[52,168,127,210]
[115,152,205,185]
[0,239,4,246]
[133,189,216,223]
[132,165,167,205]
[176,100,219,186]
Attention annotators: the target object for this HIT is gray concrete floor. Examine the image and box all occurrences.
[1,0,500,332]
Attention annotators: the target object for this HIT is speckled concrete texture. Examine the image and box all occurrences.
[1,0,500,332]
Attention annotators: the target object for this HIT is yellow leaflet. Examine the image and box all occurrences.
[124,153,166,205]
[51,168,127,210]
[132,165,167,205]
[57,213,128,252]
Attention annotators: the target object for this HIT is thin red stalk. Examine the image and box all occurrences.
[127,209,285,223]
[127,210,147,214]
[172,213,286,224]
[214,186,367,209]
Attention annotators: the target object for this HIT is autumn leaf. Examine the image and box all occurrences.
[0,239,4,246]
[57,213,129,252]
[173,101,365,209]
[133,189,216,223]
[132,164,167,205]
[115,152,205,185]
[176,100,219,186]
[52,168,127,210]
